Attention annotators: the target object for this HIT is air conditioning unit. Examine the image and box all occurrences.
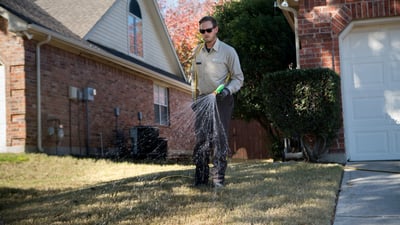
[130,126,167,159]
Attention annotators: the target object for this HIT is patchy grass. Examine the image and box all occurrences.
[0,153,29,163]
[0,153,343,225]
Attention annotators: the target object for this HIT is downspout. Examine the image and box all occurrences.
[36,35,52,152]
[277,0,300,69]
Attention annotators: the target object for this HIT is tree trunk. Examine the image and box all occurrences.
[300,134,327,162]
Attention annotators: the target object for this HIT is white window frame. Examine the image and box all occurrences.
[153,84,169,126]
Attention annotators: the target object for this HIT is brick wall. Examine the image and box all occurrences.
[299,0,399,72]
[0,17,28,149]
[0,16,194,156]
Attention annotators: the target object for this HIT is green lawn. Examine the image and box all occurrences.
[0,153,343,225]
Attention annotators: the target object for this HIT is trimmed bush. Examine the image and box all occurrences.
[262,68,341,162]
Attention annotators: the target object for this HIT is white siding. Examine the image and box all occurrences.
[85,0,128,55]
[85,0,181,77]
[140,0,179,75]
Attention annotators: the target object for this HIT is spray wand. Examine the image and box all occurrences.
[213,84,225,95]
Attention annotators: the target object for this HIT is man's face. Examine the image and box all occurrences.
[199,21,218,43]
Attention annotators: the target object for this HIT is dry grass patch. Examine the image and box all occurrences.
[0,153,343,225]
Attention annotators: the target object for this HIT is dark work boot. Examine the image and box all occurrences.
[194,164,209,186]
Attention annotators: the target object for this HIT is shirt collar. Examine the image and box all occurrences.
[203,38,220,52]
[213,38,221,51]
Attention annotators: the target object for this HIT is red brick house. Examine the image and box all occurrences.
[278,0,400,161]
[0,0,195,158]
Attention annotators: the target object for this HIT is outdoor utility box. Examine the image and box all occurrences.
[83,87,96,101]
[69,86,80,100]
[129,126,167,160]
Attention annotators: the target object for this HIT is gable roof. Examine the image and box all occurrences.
[33,0,116,38]
[0,0,189,90]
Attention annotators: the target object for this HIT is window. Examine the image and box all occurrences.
[154,85,169,126]
[128,0,143,57]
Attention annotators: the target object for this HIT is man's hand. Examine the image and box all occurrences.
[216,88,230,101]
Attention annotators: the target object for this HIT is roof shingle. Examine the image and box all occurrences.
[0,0,79,39]
[34,0,116,38]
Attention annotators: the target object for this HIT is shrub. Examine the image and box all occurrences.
[262,68,341,162]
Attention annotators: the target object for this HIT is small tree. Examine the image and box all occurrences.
[262,68,342,162]
[157,0,227,75]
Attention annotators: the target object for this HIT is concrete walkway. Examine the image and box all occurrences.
[333,161,400,225]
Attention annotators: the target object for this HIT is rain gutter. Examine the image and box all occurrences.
[277,0,300,69]
[36,35,52,152]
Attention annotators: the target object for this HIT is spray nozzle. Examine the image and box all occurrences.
[214,84,225,95]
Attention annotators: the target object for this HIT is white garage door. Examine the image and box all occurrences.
[341,20,400,161]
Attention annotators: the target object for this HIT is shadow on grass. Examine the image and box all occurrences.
[69,153,194,166]
[0,162,342,225]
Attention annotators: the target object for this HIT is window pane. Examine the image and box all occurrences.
[135,19,143,56]
[128,15,143,57]
[153,85,159,104]
[154,104,160,123]
[164,88,168,106]
[128,16,135,54]
[159,88,166,105]
[161,106,168,125]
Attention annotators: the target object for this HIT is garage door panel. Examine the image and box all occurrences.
[384,90,400,124]
[394,131,400,152]
[350,128,400,161]
[389,30,400,52]
[352,97,385,121]
[348,31,388,57]
[354,130,389,153]
[352,62,384,89]
[389,61,400,83]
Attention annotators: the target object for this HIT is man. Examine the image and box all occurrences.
[191,16,244,187]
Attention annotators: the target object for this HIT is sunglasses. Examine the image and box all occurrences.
[199,27,214,34]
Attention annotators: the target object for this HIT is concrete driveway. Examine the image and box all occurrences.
[333,161,400,225]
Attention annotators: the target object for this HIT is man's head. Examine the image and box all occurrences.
[199,16,218,44]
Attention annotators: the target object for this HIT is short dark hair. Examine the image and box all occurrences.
[199,16,217,27]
